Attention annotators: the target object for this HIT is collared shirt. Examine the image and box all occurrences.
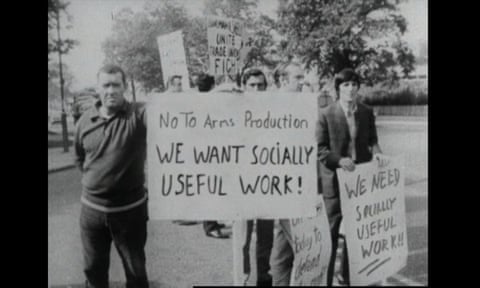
[339,101,357,161]
[74,100,148,212]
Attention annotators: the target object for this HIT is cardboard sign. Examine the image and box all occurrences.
[336,156,408,285]
[288,197,332,286]
[156,30,190,90]
[147,92,318,220]
[232,200,331,286]
[207,16,250,76]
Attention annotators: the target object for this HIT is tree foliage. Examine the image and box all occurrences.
[243,15,280,70]
[203,0,257,19]
[48,0,77,75]
[183,17,209,76]
[103,0,190,91]
[48,62,74,92]
[48,65,74,103]
[102,0,417,91]
[276,0,415,86]
[103,0,262,91]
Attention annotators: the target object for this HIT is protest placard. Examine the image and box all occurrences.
[288,196,332,286]
[156,30,190,90]
[207,16,249,76]
[336,156,408,285]
[147,92,318,220]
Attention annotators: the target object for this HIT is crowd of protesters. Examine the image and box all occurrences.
[72,59,390,287]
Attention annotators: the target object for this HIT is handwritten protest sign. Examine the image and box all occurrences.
[336,156,408,285]
[147,92,317,220]
[207,16,251,76]
[232,200,331,286]
[156,30,190,90]
[287,196,332,286]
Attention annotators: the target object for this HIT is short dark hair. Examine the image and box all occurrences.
[334,68,360,96]
[97,64,127,86]
[195,73,215,92]
[241,68,267,87]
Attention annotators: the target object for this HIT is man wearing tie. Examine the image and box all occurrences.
[316,68,389,286]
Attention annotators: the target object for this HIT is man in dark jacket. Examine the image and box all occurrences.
[316,68,388,286]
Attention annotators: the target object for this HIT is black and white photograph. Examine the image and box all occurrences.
[48,0,428,286]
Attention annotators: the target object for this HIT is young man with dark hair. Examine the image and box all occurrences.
[74,64,149,288]
[316,68,389,286]
[242,68,268,91]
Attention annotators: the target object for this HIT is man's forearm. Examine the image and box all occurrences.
[371,143,382,155]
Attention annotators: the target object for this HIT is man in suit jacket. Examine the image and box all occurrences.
[316,68,388,286]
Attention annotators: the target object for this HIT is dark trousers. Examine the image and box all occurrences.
[80,202,149,288]
[247,219,274,285]
[324,197,349,286]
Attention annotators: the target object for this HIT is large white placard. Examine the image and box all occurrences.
[147,92,318,220]
[337,156,408,285]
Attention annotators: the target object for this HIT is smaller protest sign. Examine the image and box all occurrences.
[287,197,332,286]
[207,16,251,76]
[336,156,408,285]
[156,30,190,90]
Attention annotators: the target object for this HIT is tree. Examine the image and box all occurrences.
[48,77,74,102]
[276,0,415,86]
[183,17,209,76]
[203,0,257,19]
[48,0,77,78]
[48,62,74,94]
[102,0,278,91]
[103,0,190,91]
[393,39,415,79]
[243,14,281,70]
